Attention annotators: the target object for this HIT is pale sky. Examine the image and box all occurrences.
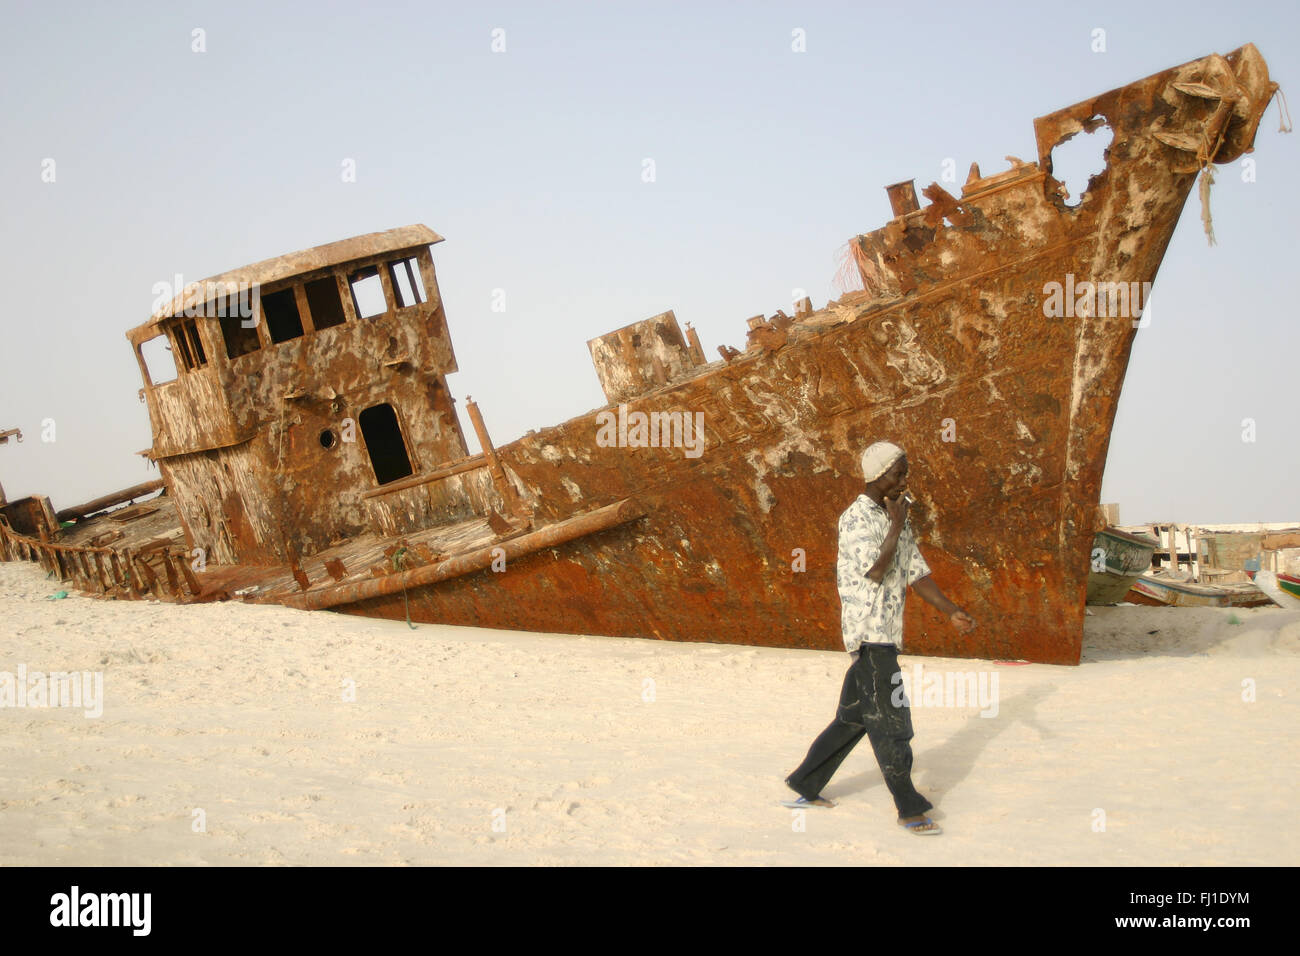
[1,0,1296,525]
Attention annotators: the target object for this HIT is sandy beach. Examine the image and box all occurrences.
[1,559,1296,866]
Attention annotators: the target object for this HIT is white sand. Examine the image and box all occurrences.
[1,560,1296,866]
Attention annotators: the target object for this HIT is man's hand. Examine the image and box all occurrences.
[884,494,910,528]
[950,610,977,634]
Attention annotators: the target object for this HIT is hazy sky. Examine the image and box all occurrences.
[1,0,1296,525]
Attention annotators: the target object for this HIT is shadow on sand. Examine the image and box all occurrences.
[826,682,1059,807]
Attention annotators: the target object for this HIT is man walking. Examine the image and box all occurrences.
[785,441,976,835]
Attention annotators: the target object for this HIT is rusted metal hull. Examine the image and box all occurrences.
[336,282,1134,663]
[0,45,1279,666]
[305,47,1274,665]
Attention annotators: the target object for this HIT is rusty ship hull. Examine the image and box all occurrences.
[0,45,1279,665]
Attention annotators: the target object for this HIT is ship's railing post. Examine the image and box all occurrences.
[465,398,530,520]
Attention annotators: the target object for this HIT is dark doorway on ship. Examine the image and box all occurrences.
[359,403,414,485]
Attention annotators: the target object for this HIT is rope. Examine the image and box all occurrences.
[1275,86,1293,133]
[391,547,417,630]
[1198,163,1216,246]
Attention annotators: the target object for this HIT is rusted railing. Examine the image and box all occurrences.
[0,516,201,601]
[358,453,489,500]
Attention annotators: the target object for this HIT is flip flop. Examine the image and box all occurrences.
[781,796,837,809]
[898,816,942,835]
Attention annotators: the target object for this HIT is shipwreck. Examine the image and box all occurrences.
[0,45,1282,665]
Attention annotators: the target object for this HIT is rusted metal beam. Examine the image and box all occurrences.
[159,551,181,595]
[56,480,164,522]
[358,453,488,500]
[177,551,202,595]
[282,498,644,611]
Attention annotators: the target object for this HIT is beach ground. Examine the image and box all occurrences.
[2,560,1296,866]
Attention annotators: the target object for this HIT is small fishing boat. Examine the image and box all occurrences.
[1126,572,1274,608]
[1086,527,1159,605]
[1244,570,1300,609]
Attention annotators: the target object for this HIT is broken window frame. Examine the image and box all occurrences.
[167,317,208,373]
[219,305,264,362]
[348,264,389,321]
[260,284,307,345]
[300,271,350,332]
[333,270,360,324]
[186,318,208,369]
[293,285,315,334]
[170,323,194,371]
[386,255,426,309]
[138,334,179,387]
[414,250,439,310]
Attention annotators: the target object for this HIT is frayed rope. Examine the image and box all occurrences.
[1198,163,1217,246]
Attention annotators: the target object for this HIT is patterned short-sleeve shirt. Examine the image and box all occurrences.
[837,494,932,652]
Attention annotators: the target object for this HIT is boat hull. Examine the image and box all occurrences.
[0,47,1279,668]
[326,47,1279,665]
[1087,528,1160,605]
[1127,575,1273,608]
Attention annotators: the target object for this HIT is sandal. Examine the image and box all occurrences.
[782,795,837,808]
[899,815,942,835]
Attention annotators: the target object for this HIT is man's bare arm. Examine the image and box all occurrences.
[912,575,977,634]
[866,495,910,584]
[866,524,901,584]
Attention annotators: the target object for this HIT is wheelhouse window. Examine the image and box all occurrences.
[140,335,178,385]
[170,317,208,371]
[359,403,414,485]
[220,312,261,360]
[387,256,426,308]
[305,276,347,330]
[262,288,305,343]
[349,267,387,319]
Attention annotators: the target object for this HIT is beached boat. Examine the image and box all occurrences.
[1086,527,1160,605]
[0,45,1281,665]
[1244,570,1300,609]
[1126,572,1274,608]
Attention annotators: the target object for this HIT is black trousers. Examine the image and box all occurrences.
[786,643,933,818]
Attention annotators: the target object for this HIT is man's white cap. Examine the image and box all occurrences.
[860,441,905,482]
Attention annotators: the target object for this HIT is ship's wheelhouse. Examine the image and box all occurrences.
[126,225,480,565]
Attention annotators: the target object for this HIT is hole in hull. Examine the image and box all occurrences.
[1050,121,1113,208]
